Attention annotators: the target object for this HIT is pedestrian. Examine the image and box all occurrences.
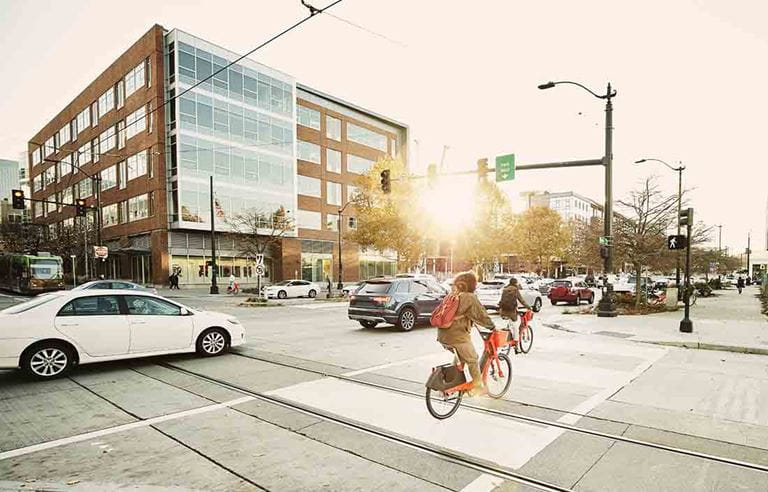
[168,272,175,289]
[227,273,236,294]
[172,272,180,289]
[737,276,744,294]
[326,276,332,297]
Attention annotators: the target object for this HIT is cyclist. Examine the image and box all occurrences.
[499,277,532,354]
[437,271,496,397]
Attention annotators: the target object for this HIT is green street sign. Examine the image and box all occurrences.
[495,154,515,182]
[599,236,613,246]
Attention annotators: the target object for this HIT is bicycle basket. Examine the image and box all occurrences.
[490,330,508,347]
[425,363,466,391]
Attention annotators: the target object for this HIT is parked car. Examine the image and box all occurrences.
[348,277,446,331]
[613,276,653,294]
[476,280,543,312]
[342,281,365,296]
[0,290,245,379]
[73,279,158,295]
[548,280,595,305]
[265,280,319,299]
[537,278,556,295]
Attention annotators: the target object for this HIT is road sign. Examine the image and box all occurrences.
[598,236,613,246]
[495,154,515,182]
[93,245,109,259]
[667,235,687,250]
[256,254,264,266]
[255,264,265,276]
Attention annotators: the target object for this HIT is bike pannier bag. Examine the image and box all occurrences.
[425,363,466,390]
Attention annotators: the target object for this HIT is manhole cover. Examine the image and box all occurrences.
[594,331,633,338]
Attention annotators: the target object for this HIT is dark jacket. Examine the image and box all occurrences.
[499,285,531,321]
[437,292,495,346]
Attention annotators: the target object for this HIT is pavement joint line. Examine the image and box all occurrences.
[159,362,571,492]
[459,473,505,492]
[0,395,254,461]
[233,352,768,474]
[342,352,442,376]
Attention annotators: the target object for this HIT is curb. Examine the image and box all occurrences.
[636,339,768,356]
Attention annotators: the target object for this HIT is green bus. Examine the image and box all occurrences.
[0,253,65,295]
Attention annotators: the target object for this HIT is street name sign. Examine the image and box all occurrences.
[93,246,109,259]
[495,154,515,182]
[667,235,687,250]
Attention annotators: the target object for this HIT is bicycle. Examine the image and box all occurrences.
[501,309,534,355]
[425,328,514,420]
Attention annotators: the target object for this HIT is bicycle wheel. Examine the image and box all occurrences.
[519,324,534,354]
[484,353,512,399]
[425,388,462,419]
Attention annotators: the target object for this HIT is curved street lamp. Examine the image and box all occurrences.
[539,80,617,317]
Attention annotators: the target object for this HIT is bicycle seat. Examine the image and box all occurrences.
[478,329,496,339]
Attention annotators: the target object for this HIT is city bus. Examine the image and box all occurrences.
[0,253,65,295]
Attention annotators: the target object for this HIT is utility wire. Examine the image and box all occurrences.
[324,12,407,48]
[30,0,344,160]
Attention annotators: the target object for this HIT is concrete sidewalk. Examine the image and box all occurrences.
[543,286,768,355]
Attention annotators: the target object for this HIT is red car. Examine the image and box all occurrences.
[548,280,594,306]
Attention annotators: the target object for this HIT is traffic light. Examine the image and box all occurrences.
[380,169,391,194]
[600,245,609,259]
[427,164,437,187]
[11,189,24,209]
[75,199,87,217]
[679,208,694,227]
[477,158,489,180]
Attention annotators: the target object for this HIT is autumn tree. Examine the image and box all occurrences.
[227,206,294,258]
[512,206,569,276]
[563,217,605,274]
[615,177,678,306]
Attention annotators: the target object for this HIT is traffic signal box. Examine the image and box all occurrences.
[380,169,391,193]
[11,189,24,209]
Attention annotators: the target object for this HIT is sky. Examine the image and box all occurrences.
[0,0,766,255]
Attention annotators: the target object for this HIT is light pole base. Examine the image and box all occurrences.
[596,285,618,318]
[679,318,693,333]
[210,285,219,295]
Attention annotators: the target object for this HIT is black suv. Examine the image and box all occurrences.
[348,277,447,331]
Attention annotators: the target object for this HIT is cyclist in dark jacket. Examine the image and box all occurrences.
[499,278,531,353]
[737,276,745,294]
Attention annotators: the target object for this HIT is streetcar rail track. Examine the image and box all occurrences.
[227,350,768,475]
[158,361,573,492]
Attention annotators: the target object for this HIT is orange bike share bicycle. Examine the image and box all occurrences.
[425,310,533,419]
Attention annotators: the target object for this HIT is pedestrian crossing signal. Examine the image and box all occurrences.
[667,234,687,250]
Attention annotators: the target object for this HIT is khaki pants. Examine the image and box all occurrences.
[451,341,481,386]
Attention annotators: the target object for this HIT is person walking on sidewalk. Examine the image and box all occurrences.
[737,276,745,294]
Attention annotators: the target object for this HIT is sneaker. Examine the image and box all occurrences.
[467,385,488,397]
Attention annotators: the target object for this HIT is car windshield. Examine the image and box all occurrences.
[552,281,572,288]
[1,294,58,314]
[358,282,392,294]
[30,258,62,280]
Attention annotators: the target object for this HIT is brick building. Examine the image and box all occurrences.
[27,25,407,287]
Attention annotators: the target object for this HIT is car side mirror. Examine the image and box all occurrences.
[180,307,191,316]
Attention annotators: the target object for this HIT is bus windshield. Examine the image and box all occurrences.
[30,258,62,280]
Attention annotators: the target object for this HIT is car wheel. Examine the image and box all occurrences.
[359,320,378,329]
[588,293,595,304]
[397,307,417,332]
[22,342,75,379]
[550,299,557,306]
[574,295,581,306]
[196,328,229,357]
[308,289,317,298]
[277,290,287,299]
[533,298,542,312]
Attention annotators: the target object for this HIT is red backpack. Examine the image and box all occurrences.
[430,293,461,329]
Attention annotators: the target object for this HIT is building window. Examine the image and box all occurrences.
[296,210,321,230]
[327,182,341,206]
[59,154,72,178]
[116,80,125,109]
[347,122,387,151]
[100,126,116,153]
[347,185,360,202]
[347,154,375,174]
[126,106,146,139]
[79,178,92,198]
[126,150,148,181]
[98,87,114,118]
[101,166,117,190]
[44,137,55,157]
[61,187,73,208]
[32,175,42,192]
[76,107,90,134]
[326,148,341,173]
[125,60,146,97]
[91,101,99,127]
[117,120,126,149]
[118,161,127,190]
[44,166,56,188]
[326,213,338,231]
[127,193,150,221]
[326,116,341,141]
[58,124,70,146]
[297,175,321,197]
[102,203,119,227]
[297,105,320,130]
[298,140,320,164]
[348,216,357,229]
[31,147,41,166]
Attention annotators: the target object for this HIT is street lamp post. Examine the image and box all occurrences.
[635,158,685,298]
[538,80,618,317]
[70,255,77,288]
[337,201,353,292]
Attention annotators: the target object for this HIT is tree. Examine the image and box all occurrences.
[346,157,422,271]
[615,178,678,306]
[227,206,294,258]
[563,217,605,274]
[512,206,569,276]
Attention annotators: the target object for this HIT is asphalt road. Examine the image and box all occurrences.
[1,290,767,491]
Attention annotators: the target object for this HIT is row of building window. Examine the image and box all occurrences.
[295,209,357,231]
[31,114,149,193]
[298,105,386,151]
[297,141,375,174]
[31,59,149,167]
[102,193,153,227]
[297,176,358,207]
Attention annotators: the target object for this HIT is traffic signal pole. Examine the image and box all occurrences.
[680,208,694,333]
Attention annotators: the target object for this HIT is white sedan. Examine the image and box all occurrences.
[0,290,245,379]
[265,280,319,299]
[476,280,543,312]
